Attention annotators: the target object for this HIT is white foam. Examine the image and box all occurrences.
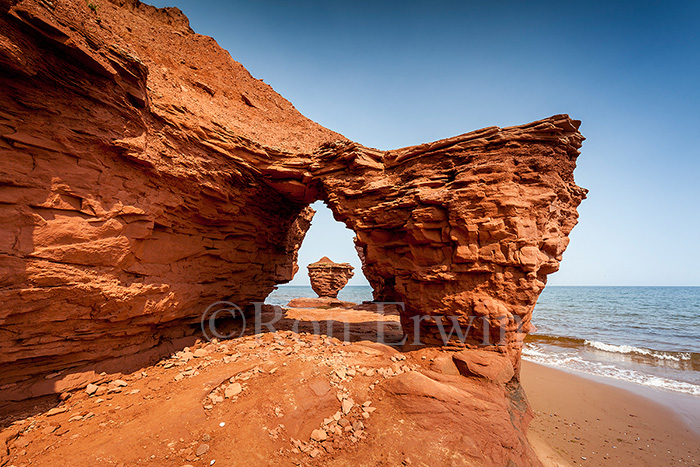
[523,344,700,396]
[521,345,552,358]
[584,340,691,361]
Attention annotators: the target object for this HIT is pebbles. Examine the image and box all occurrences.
[175,368,199,382]
[21,331,399,465]
[224,383,242,399]
[42,424,60,435]
[46,407,68,417]
[341,399,354,415]
[195,443,210,456]
[209,394,224,404]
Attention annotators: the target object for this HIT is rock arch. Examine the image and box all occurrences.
[0,0,584,401]
[265,120,585,373]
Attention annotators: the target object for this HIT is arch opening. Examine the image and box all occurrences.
[264,201,405,345]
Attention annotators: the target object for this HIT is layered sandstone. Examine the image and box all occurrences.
[0,0,585,405]
[0,0,334,399]
[272,118,587,373]
[308,257,354,298]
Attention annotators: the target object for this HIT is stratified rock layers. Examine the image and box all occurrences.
[308,256,354,298]
[0,0,585,405]
[0,0,332,397]
[317,119,587,370]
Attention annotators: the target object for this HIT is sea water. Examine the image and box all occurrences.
[266,285,700,396]
[524,286,700,396]
[266,286,374,308]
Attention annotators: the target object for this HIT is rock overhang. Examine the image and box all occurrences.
[0,0,585,401]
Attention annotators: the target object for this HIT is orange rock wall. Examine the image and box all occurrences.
[0,0,324,396]
[318,119,587,369]
[0,0,585,399]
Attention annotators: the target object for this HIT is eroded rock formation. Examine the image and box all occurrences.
[0,0,585,406]
[270,118,586,373]
[0,0,332,400]
[331,119,586,372]
[308,256,354,298]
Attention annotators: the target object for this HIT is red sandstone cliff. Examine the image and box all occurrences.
[0,0,340,398]
[0,0,585,396]
[0,1,586,463]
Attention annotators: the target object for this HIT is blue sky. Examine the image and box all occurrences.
[149,1,700,286]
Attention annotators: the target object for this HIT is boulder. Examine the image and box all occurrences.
[452,350,515,384]
[307,257,354,298]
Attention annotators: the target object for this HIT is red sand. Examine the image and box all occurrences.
[521,361,700,466]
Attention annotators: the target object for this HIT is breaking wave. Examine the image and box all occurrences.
[584,340,692,362]
[523,343,700,396]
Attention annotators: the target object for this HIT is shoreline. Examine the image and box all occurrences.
[521,361,700,466]
[523,359,700,435]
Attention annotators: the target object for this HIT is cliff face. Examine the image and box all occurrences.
[0,0,333,398]
[0,0,585,410]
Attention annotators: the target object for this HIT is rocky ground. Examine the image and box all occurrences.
[0,305,538,466]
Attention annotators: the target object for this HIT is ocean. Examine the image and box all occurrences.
[266,285,374,309]
[266,285,700,396]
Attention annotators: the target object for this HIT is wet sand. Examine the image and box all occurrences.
[521,361,700,466]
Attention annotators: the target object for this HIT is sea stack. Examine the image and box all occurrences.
[308,257,354,298]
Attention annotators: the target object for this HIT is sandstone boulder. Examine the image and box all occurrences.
[452,349,515,384]
[307,257,354,298]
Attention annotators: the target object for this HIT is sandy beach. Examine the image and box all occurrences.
[521,361,700,466]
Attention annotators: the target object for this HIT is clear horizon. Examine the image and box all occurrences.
[148,0,700,287]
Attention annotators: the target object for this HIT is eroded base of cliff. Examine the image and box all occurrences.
[0,305,539,466]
